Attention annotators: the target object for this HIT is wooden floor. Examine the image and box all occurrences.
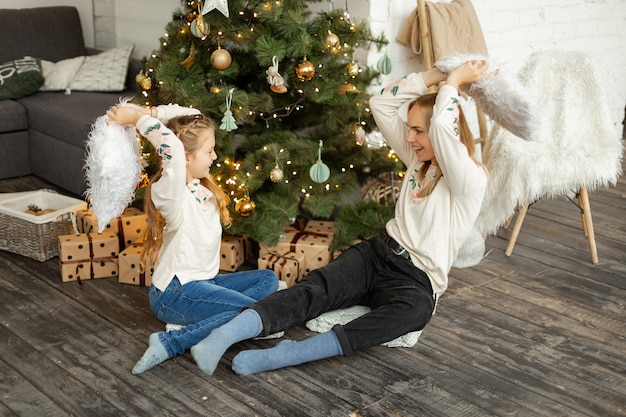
[1,164,625,417]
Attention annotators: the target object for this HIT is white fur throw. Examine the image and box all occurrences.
[305,306,422,348]
[435,53,539,141]
[84,105,142,232]
[476,50,623,236]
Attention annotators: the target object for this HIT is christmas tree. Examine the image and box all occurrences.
[136,0,402,248]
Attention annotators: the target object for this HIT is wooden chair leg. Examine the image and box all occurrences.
[505,201,530,257]
[578,186,599,264]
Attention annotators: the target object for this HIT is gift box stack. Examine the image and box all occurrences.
[258,220,335,287]
[58,207,149,284]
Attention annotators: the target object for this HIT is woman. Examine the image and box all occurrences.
[188,60,493,376]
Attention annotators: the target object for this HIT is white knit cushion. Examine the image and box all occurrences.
[39,56,85,91]
[69,45,134,92]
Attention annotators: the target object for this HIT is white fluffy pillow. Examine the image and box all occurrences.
[69,45,134,92]
[39,56,85,91]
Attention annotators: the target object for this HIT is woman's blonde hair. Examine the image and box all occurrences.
[141,114,231,268]
[408,92,478,197]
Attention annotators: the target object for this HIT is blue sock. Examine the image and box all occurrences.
[132,332,170,375]
[232,330,343,375]
[191,309,262,375]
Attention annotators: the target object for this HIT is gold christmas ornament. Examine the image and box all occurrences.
[180,43,197,68]
[295,58,315,81]
[346,61,359,78]
[135,70,152,90]
[235,196,256,217]
[190,16,210,38]
[324,32,340,49]
[211,47,232,70]
[339,82,359,94]
[269,162,284,182]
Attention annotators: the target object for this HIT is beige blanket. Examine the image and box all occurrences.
[397,0,488,60]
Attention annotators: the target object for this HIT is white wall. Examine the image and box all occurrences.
[111,0,178,60]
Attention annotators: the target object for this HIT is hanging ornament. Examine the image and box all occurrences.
[295,57,315,81]
[202,0,230,17]
[354,124,366,146]
[235,195,256,217]
[220,88,237,131]
[138,171,150,188]
[377,53,394,75]
[180,43,197,69]
[339,82,359,94]
[135,70,152,90]
[325,31,340,50]
[266,55,287,93]
[269,161,284,182]
[309,140,330,183]
[347,61,360,78]
[190,15,210,38]
[211,47,232,70]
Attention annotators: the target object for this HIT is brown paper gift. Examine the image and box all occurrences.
[284,219,336,237]
[76,207,148,249]
[258,251,305,287]
[219,234,252,272]
[118,241,153,286]
[259,230,332,276]
[58,232,119,283]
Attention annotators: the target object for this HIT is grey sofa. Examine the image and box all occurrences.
[0,6,141,197]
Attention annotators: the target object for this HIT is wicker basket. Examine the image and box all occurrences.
[0,190,87,262]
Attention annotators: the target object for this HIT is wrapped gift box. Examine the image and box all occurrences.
[219,234,252,272]
[258,251,305,287]
[259,230,332,276]
[58,232,119,283]
[77,207,147,249]
[285,219,336,237]
[119,241,153,286]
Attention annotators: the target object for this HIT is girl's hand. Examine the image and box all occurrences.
[106,105,149,127]
[445,60,498,90]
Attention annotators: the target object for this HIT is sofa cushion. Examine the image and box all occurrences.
[0,7,86,64]
[40,56,85,91]
[0,99,28,133]
[0,57,44,100]
[18,90,135,148]
[69,45,135,92]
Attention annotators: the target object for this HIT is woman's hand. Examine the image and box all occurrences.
[106,105,150,127]
[445,60,498,90]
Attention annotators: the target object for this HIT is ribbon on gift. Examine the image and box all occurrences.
[61,233,117,285]
[265,251,302,283]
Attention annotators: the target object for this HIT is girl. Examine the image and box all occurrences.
[106,104,278,375]
[187,60,493,376]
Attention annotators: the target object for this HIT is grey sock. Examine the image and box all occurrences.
[132,332,169,375]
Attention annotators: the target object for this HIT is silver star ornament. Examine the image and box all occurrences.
[202,0,229,17]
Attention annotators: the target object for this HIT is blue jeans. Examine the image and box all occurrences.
[149,269,278,358]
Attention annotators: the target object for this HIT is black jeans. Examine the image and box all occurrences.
[251,235,435,356]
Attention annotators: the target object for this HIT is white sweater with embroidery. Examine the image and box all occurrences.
[135,106,222,291]
[369,73,487,298]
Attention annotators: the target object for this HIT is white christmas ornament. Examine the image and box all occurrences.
[202,0,229,17]
[84,103,142,232]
